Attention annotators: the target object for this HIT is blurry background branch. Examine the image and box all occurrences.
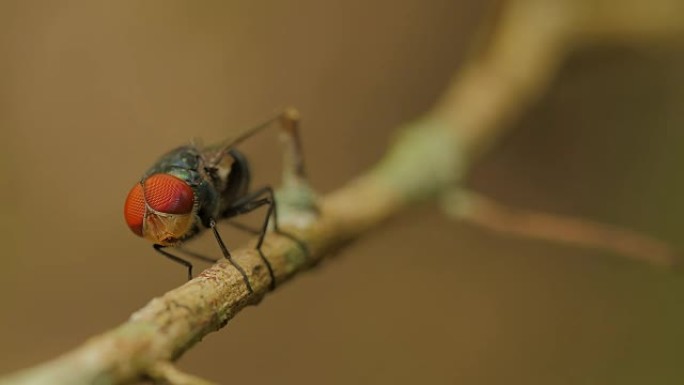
[444,190,679,267]
[1,0,682,383]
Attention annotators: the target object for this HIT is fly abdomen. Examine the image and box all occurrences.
[221,148,251,207]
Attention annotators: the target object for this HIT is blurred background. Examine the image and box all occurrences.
[1,1,683,384]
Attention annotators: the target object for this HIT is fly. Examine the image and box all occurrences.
[123,109,307,293]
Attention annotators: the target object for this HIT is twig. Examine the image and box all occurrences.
[443,190,679,267]
[147,362,218,385]
[2,1,681,384]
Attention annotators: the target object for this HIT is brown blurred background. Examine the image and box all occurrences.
[1,1,684,384]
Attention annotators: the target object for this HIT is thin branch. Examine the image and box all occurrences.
[147,362,218,385]
[443,190,680,267]
[2,1,682,384]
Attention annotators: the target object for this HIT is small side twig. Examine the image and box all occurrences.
[147,362,218,385]
[443,190,680,267]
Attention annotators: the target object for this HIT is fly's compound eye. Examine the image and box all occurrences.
[124,174,195,237]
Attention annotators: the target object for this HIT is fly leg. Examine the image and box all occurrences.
[175,248,218,264]
[208,218,254,294]
[222,186,309,291]
[225,220,260,235]
[154,244,194,281]
[153,245,222,280]
[154,236,253,292]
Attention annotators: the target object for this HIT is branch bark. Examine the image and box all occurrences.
[2,1,681,384]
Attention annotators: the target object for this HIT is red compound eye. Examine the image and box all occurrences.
[142,174,194,214]
[124,183,146,236]
[123,174,194,237]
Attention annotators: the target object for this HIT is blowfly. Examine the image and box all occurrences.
[123,110,306,293]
